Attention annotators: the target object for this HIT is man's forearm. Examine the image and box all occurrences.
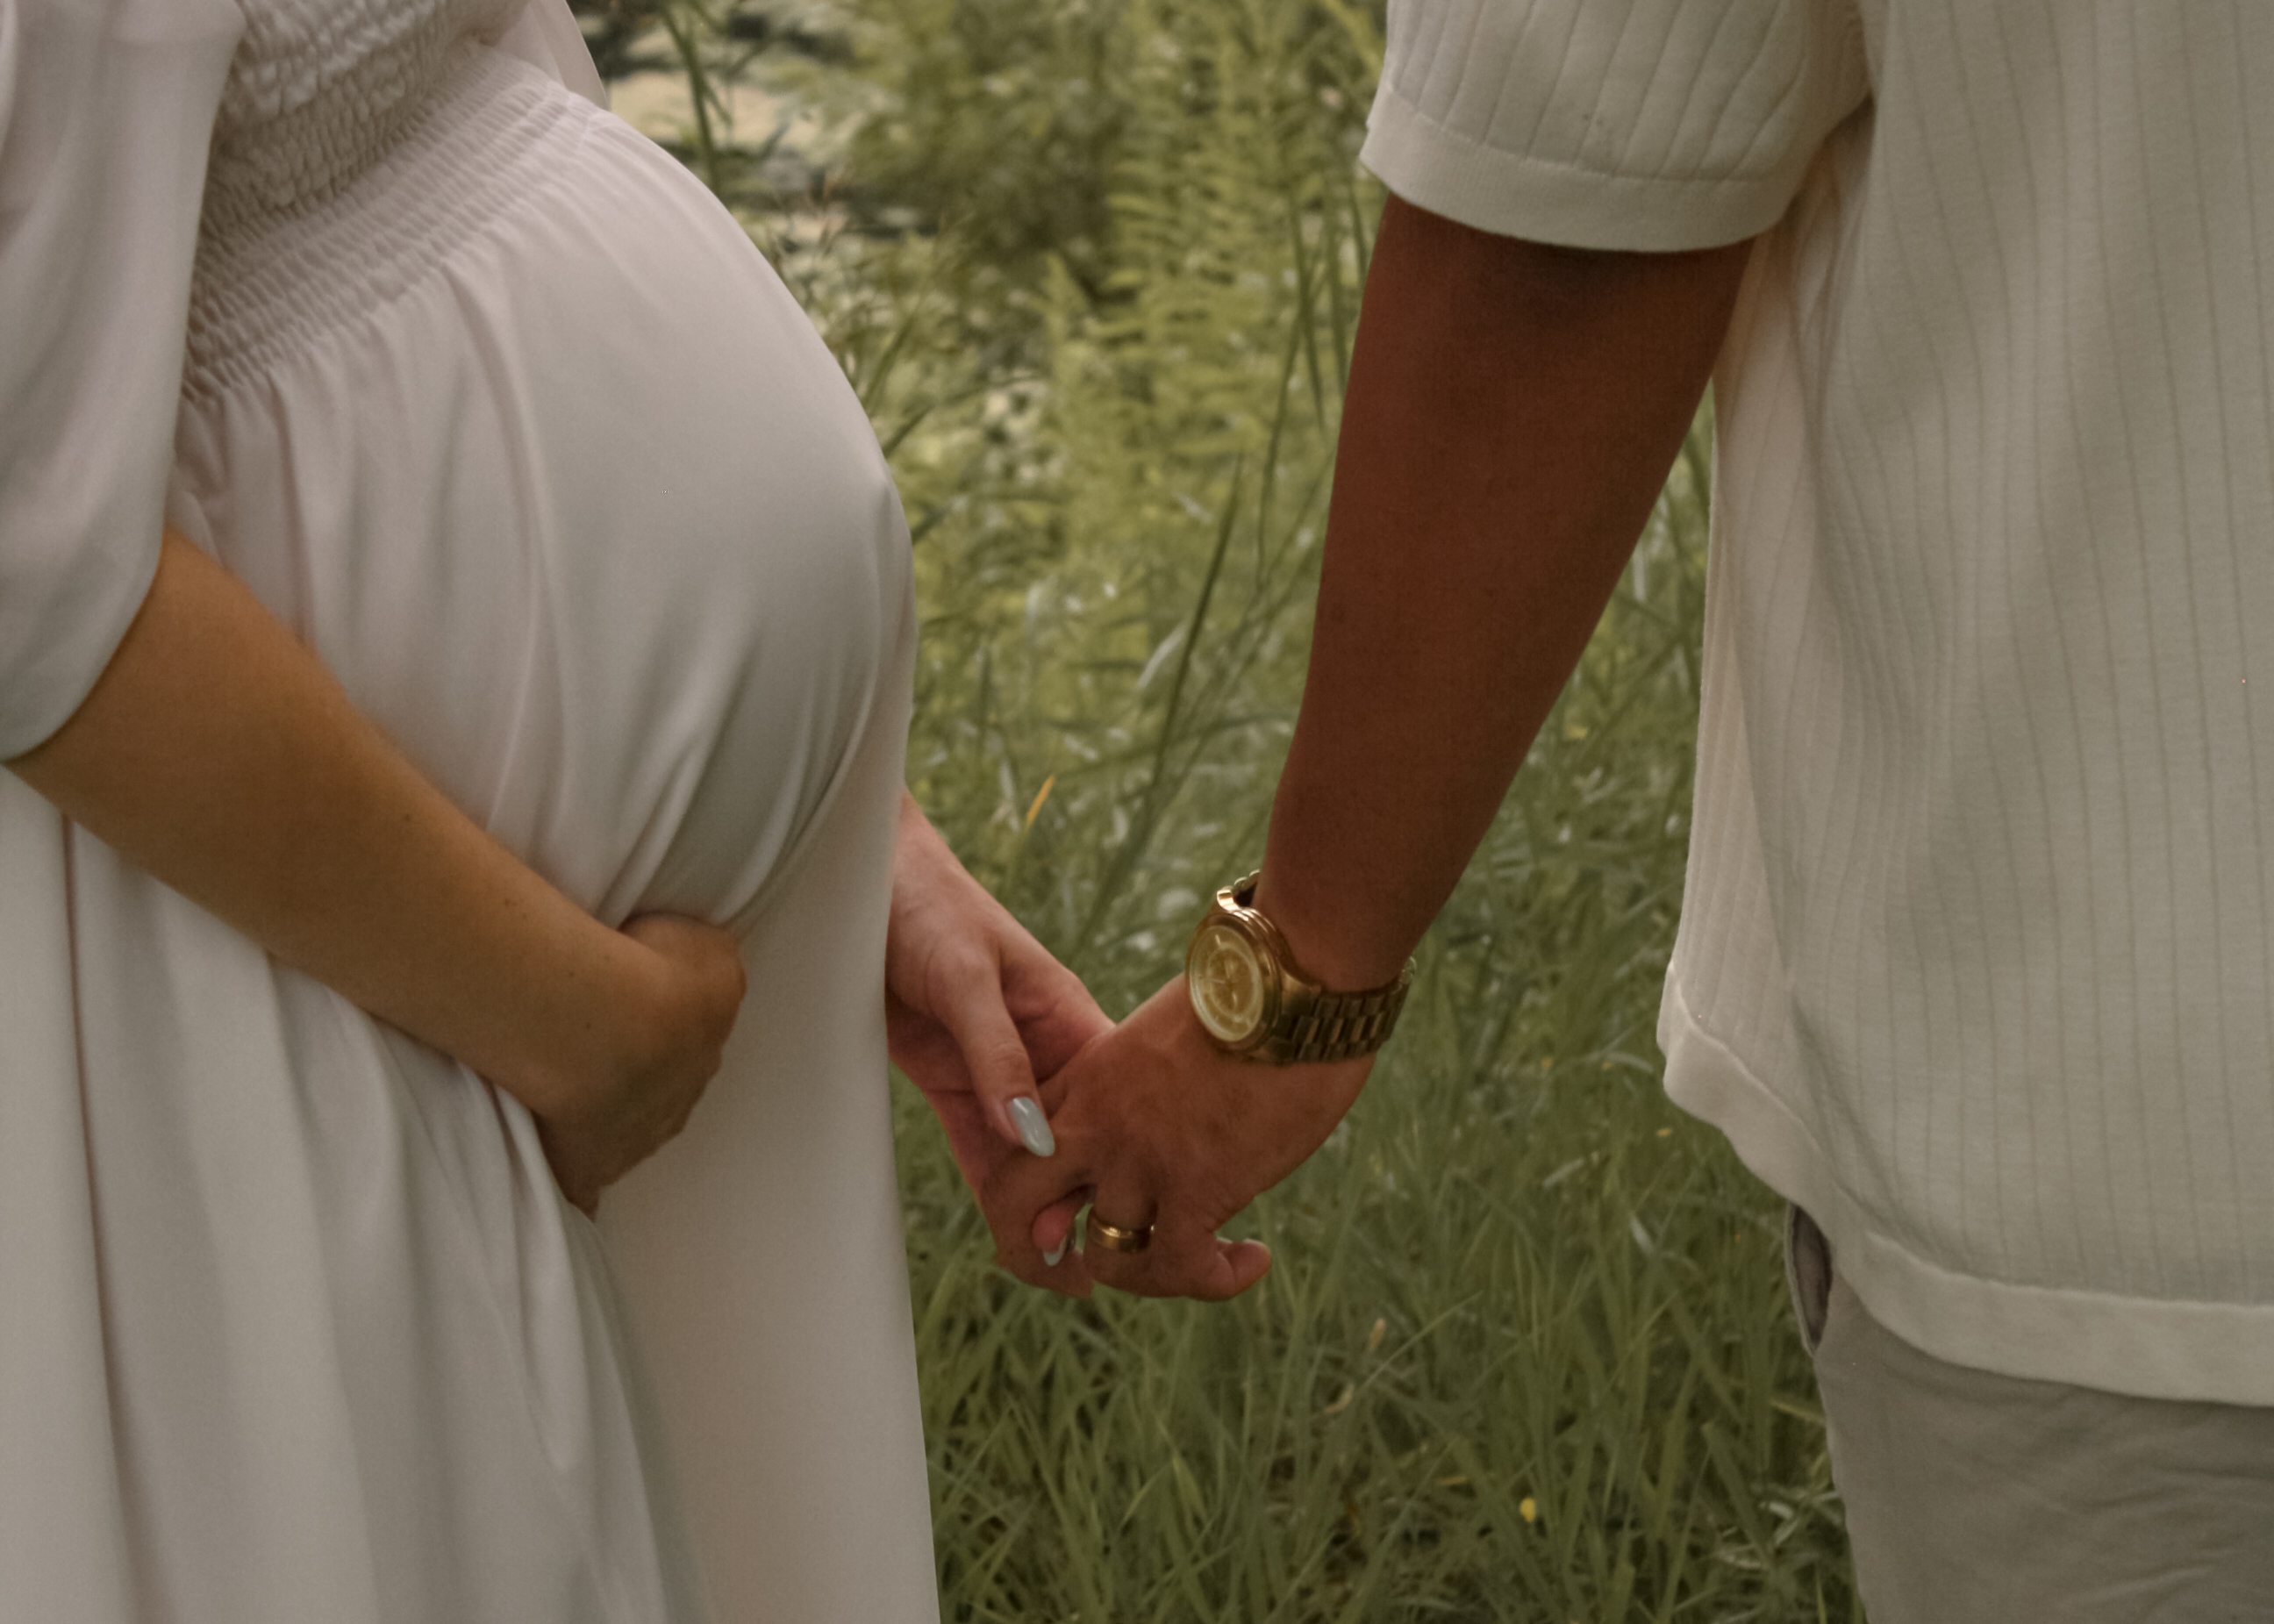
[983,203,1756,1301]
[1252,197,1752,987]
[9,527,667,1117]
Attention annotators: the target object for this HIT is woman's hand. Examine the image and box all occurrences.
[532,913,747,1215]
[11,530,755,1220]
[886,791,1109,1285]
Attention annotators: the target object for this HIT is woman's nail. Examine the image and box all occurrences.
[1007,1096,1056,1157]
[1042,1238,1067,1268]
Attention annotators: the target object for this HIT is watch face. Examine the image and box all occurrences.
[1187,919,1271,1045]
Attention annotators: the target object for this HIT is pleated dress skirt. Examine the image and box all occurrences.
[0,44,936,1624]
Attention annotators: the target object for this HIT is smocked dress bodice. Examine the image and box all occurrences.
[202,0,522,234]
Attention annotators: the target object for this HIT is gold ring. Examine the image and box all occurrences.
[1087,1213,1154,1255]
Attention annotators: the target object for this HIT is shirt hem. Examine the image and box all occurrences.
[1659,977,2274,1407]
[1359,83,1797,253]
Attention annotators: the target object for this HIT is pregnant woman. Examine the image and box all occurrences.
[0,3,1099,1620]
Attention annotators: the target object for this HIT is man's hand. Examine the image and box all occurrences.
[886,791,1110,1287]
[980,975,1371,1299]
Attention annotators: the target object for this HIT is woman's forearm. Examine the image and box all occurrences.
[8,526,704,1120]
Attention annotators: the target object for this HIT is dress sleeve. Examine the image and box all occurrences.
[1361,0,1870,251]
[495,0,606,110]
[0,0,242,760]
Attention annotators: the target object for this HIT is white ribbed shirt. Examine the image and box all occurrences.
[1365,0,2274,1404]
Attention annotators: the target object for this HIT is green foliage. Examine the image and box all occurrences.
[890,0,1381,1003]
[836,0,1127,309]
[633,0,1863,1614]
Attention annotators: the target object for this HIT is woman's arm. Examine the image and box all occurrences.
[9,526,744,1210]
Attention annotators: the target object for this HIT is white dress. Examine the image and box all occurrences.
[0,3,937,1620]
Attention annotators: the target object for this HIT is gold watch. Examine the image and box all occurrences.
[1183,873,1412,1064]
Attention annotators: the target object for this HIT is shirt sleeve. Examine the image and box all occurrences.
[1361,0,1870,251]
[0,0,242,760]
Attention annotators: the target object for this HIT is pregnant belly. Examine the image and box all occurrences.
[174,52,910,934]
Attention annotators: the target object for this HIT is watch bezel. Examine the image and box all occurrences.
[1185,871,1410,1065]
[1183,895,1284,1052]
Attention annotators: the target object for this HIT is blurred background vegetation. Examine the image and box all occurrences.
[573,2,1861,1617]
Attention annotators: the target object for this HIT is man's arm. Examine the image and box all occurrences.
[10,527,746,1210]
[985,196,1754,1296]
[1259,197,1750,985]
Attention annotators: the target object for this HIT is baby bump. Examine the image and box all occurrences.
[173,49,910,932]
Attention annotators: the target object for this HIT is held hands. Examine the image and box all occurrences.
[883,798,1373,1301]
[980,977,1372,1299]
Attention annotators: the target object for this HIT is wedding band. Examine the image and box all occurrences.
[1087,1213,1154,1254]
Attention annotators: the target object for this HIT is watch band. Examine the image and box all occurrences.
[1257,977,1411,1065]
[1226,874,1412,1064]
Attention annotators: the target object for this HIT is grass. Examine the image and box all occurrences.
[609,0,1865,1614]
[887,420,1860,1622]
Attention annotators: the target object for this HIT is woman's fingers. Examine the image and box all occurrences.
[931,946,1054,1155]
[535,1115,605,1216]
[533,912,748,1213]
[1002,941,1115,1081]
[1090,1222,1271,1301]
[887,794,1057,1154]
[620,912,747,1053]
[983,1151,1097,1292]
[1031,1189,1087,1268]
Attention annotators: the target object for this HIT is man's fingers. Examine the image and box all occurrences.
[1070,1168,1267,1300]
[1214,1237,1274,1297]
[621,912,749,1029]
[1082,1220,1272,1301]
[1081,1173,1156,1267]
[1143,1233,1272,1301]
[982,1128,1274,1302]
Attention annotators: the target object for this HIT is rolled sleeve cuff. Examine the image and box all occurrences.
[1361,80,1811,254]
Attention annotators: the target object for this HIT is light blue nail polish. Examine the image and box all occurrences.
[1007,1096,1056,1157]
[1042,1238,1067,1268]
